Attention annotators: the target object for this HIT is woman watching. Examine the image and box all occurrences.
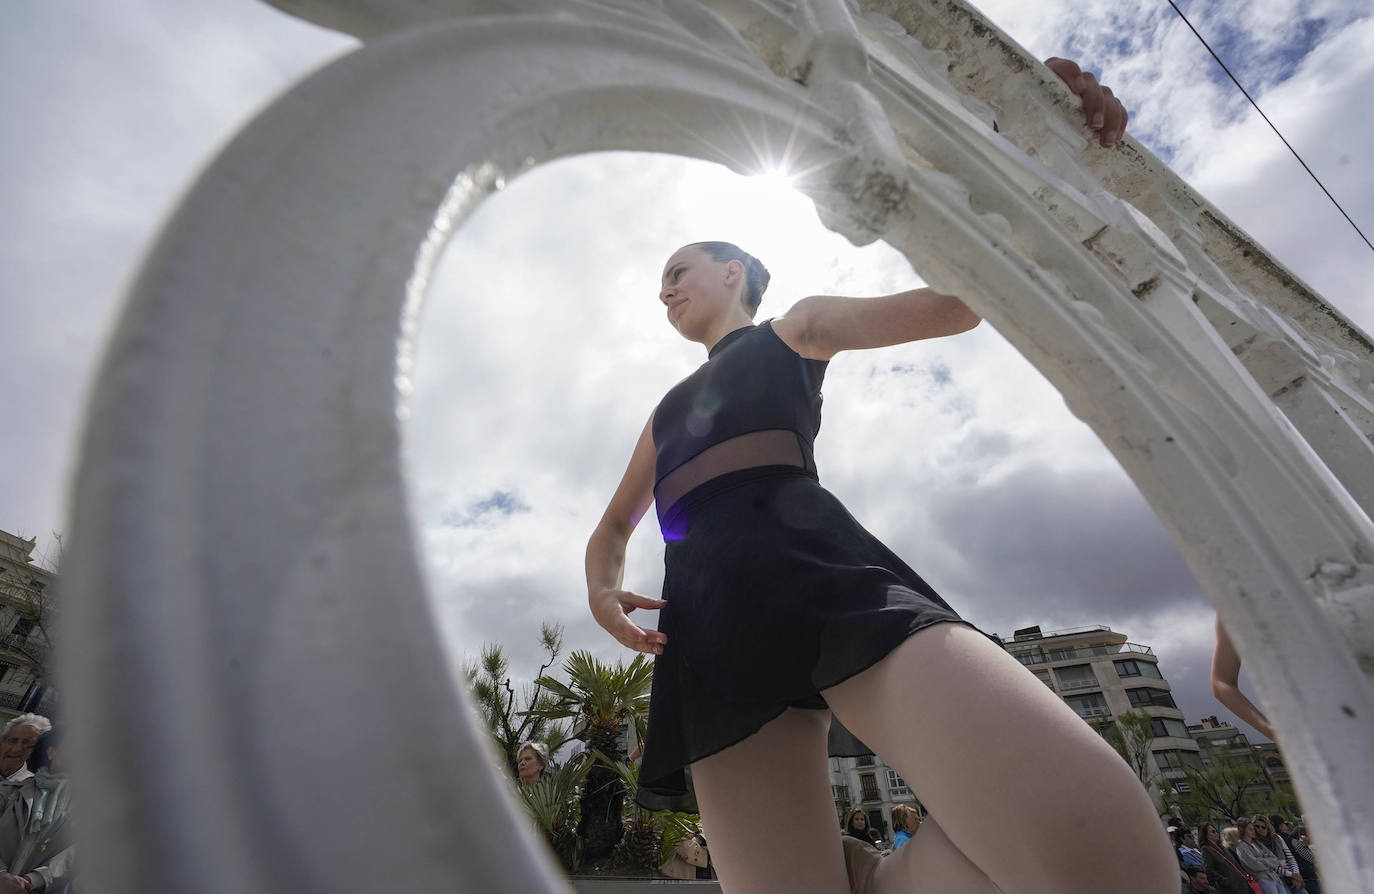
[1201,823,1252,894]
[890,805,920,852]
[1233,818,1284,894]
[515,741,549,788]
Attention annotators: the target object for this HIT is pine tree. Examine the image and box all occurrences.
[463,622,572,780]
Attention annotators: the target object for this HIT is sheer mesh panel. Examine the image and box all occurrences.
[654,429,805,511]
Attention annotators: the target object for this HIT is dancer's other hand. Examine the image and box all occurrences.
[591,587,667,655]
[1044,57,1130,148]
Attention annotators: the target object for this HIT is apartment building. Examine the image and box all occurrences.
[0,530,57,721]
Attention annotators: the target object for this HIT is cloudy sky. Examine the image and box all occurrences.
[7,0,1372,759]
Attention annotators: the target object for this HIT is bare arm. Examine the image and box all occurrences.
[770,289,980,361]
[586,413,667,655]
[1211,615,1277,741]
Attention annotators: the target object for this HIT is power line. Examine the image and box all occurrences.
[1164,0,1373,253]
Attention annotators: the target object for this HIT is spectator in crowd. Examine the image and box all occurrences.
[1288,826,1320,894]
[1234,818,1284,894]
[1184,866,1220,894]
[839,808,881,894]
[1253,815,1305,893]
[1200,823,1251,894]
[0,716,49,785]
[0,727,73,893]
[515,741,549,788]
[890,805,920,852]
[843,808,880,849]
[1269,816,1292,846]
[1174,827,1205,871]
[660,822,714,880]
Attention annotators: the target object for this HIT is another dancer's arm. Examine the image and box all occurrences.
[1211,615,1277,741]
[587,413,667,655]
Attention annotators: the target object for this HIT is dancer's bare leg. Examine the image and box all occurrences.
[690,708,848,894]
[691,706,1016,894]
[822,622,1178,894]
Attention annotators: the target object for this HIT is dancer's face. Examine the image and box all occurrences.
[659,246,744,341]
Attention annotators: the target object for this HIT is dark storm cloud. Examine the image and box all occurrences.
[927,462,1202,628]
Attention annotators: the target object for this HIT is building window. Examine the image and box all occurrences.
[1056,664,1098,691]
[1266,757,1284,770]
[1150,718,1190,739]
[27,581,45,594]
[832,784,850,802]
[1034,672,1053,689]
[1172,780,1191,793]
[1065,692,1110,719]
[855,755,875,767]
[1153,750,1183,771]
[0,665,9,684]
[860,773,880,801]
[1127,687,1177,709]
[1114,659,1162,679]
[9,619,32,639]
[887,769,909,796]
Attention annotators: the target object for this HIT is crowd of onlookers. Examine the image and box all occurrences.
[841,803,1324,894]
[0,713,70,893]
[1171,816,1322,894]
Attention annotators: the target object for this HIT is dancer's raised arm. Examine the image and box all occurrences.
[586,413,667,655]
[772,288,981,360]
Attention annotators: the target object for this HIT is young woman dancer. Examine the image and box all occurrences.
[585,70,1171,894]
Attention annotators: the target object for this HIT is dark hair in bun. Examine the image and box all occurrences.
[690,241,771,318]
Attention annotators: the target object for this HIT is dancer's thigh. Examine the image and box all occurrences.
[821,623,1177,894]
[690,707,848,894]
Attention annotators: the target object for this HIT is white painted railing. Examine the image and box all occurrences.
[64,1,1371,891]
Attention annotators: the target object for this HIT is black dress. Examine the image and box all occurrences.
[635,322,984,811]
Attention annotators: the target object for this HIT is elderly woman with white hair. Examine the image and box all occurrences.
[0,714,66,893]
[0,715,49,786]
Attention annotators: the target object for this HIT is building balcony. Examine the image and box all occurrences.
[1014,642,1154,665]
[1074,706,1112,719]
[0,634,47,664]
[1059,678,1101,692]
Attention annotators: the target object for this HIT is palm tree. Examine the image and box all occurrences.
[518,753,594,871]
[530,650,653,861]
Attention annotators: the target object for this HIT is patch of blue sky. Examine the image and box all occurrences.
[1182,9,1337,97]
[441,489,531,528]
